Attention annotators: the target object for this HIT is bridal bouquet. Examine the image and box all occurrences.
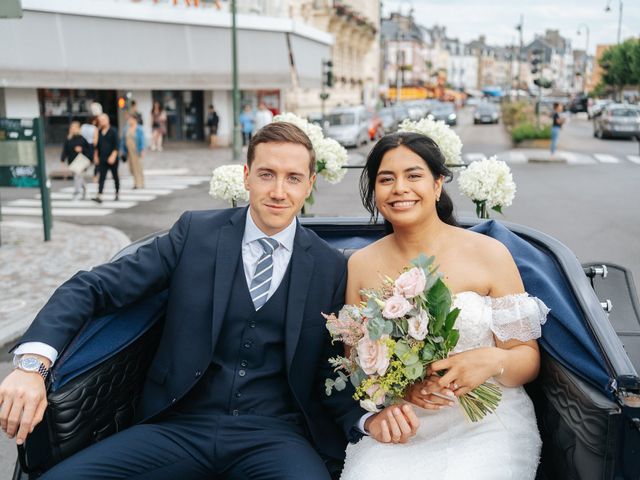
[324,254,501,422]
[209,164,249,207]
[457,156,516,219]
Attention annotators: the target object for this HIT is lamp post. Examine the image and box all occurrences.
[515,15,523,100]
[576,23,590,95]
[231,0,242,161]
[605,0,623,45]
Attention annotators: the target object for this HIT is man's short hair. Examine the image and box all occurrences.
[247,122,316,176]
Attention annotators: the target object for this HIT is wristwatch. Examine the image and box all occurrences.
[13,355,50,380]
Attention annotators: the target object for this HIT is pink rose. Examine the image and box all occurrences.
[356,336,390,376]
[394,267,427,298]
[382,295,412,319]
[408,310,429,340]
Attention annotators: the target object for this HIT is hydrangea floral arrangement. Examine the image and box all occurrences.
[398,117,463,166]
[273,113,348,204]
[324,254,502,422]
[457,156,516,219]
[209,164,249,207]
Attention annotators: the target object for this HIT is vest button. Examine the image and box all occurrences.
[195,370,202,378]
[243,341,252,349]
[249,322,257,328]
[232,409,239,416]
[240,360,248,368]
[238,369,246,377]
[171,398,177,403]
[235,391,242,398]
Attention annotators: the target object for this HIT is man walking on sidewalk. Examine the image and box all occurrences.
[92,113,120,203]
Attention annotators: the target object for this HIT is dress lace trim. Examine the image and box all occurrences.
[490,293,549,342]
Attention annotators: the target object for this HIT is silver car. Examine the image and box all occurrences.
[325,107,371,147]
[593,105,640,140]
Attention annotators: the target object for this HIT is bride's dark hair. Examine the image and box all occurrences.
[359,132,457,227]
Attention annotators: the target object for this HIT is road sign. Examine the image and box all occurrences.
[0,118,52,243]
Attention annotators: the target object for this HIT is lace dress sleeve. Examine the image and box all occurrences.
[490,293,549,342]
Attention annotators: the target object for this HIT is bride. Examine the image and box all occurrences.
[340,132,548,479]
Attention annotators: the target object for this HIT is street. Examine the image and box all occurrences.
[1,108,639,476]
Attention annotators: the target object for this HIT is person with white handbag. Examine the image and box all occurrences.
[61,121,91,200]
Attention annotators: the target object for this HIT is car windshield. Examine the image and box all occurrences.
[327,113,356,125]
[477,105,495,114]
[610,109,640,118]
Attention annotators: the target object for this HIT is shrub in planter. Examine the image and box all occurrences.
[511,123,551,143]
[501,101,534,127]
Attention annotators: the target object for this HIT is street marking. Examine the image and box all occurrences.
[1,207,114,217]
[593,154,620,164]
[561,152,596,164]
[44,192,157,202]
[465,153,487,162]
[7,199,137,209]
[61,187,174,196]
[145,168,191,176]
[627,155,640,165]
[508,152,527,163]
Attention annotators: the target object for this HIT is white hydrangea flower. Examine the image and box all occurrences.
[273,113,348,185]
[209,164,249,206]
[457,156,516,209]
[398,117,463,165]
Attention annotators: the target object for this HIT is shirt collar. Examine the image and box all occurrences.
[243,208,296,252]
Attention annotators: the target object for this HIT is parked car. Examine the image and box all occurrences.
[403,100,428,121]
[473,103,500,124]
[593,104,640,140]
[325,106,371,147]
[427,102,457,126]
[390,103,410,126]
[568,95,589,114]
[377,107,397,133]
[588,99,614,120]
[13,217,640,480]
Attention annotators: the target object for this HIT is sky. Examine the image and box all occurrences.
[382,0,639,55]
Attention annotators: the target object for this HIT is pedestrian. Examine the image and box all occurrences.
[151,101,167,151]
[80,116,99,183]
[550,102,565,156]
[206,104,219,148]
[120,115,146,189]
[254,101,273,132]
[60,121,90,200]
[239,104,254,146]
[128,100,143,125]
[92,113,120,203]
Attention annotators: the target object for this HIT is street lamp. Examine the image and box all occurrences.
[576,23,590,94]
[605,0,623,45]
[231,0,242,161]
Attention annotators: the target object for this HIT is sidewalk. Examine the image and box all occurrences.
[0,219,130,347]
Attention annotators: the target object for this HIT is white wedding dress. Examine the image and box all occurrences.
[341,292,549,480]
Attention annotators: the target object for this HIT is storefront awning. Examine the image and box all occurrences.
[0,0,333,90]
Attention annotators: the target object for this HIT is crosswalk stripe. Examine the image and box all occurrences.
[627,155,640,164]
[508,152,527,163]
[145,168,191,176]
[61,187,174,195]
[465,153,487,162]
[593,154,620,164]
[560,152,597,164]
[1,207,114,217]
[45,192,157,202]
[7,199,137,209]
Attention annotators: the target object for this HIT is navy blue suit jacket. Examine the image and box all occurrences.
[20,208,364,461]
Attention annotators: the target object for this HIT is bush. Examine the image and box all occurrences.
[511,123,552,143]
[501,101,534,127]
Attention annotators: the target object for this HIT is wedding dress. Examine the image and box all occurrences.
[341,292,549,480]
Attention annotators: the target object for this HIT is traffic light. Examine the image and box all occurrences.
[117,96,127,109]
[322,60,333,88]
[531,49,543,75]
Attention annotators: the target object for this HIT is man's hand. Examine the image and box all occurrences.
[0,367,48,445]
[404,374,456,410]
[364,404,419,444]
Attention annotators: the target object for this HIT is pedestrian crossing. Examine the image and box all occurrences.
[463,152,640,166]
[1,169,210,218]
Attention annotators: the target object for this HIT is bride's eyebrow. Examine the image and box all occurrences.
[377,166,425,176]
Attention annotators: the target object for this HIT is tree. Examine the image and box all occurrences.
[599,39,640,100]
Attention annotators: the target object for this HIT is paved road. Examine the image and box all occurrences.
[0,107,638,476]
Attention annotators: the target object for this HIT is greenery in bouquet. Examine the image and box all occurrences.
[209,164,249,207]
[273,113,348,205]
[324,254,502,422]
[457,156,516,219]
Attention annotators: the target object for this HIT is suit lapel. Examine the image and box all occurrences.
[285,224,314,370]
[211,208,246,348]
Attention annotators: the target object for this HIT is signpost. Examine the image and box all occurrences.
[0,118,52,243]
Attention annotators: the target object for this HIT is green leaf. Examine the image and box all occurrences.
[444,329,460,350]
[491,205,503,215]
[362,298,381,318]
[350,368,366,388]
[403,363,424,380]
[411,253,435,271]
[325,378,335,396]
[427,279,451,334]
[394,341,419,365]
[444,308,461,333]
[420,343,435,362]
[366,315,387,340]
[334,376,347,391]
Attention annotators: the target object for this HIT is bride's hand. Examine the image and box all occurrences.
[404,375,456,410]
[428,347,505,397]
[364,404,419,444]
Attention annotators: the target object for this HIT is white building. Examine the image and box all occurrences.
[0,0,332,144]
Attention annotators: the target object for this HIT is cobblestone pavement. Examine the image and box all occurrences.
[0,220,130,347]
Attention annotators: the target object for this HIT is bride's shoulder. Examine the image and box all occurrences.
[347,236,391,270]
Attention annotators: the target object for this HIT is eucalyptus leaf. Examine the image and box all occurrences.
[420,343,435,362]
[366,315,387,340]
[350,368,366,388]
[334,376,347,391]
[394,341,419,365]
[404,362,424,380]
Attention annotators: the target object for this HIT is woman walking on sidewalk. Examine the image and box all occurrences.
[121,116,146,189]
[550,102,565,156]
[151,101,167,151]
[60,121,90,200]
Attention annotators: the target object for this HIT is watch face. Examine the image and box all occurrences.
[21,357,40,371]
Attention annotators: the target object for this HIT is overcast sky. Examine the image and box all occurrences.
[382,0,639,55]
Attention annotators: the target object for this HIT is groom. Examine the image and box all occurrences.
[0,122,418,478]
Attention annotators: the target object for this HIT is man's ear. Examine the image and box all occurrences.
[243,164,250,191]
[307,172,317,198]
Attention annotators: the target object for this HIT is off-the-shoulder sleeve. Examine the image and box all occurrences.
[490,293,549,342]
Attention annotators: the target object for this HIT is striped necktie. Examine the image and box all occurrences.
[249,237,279,310]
